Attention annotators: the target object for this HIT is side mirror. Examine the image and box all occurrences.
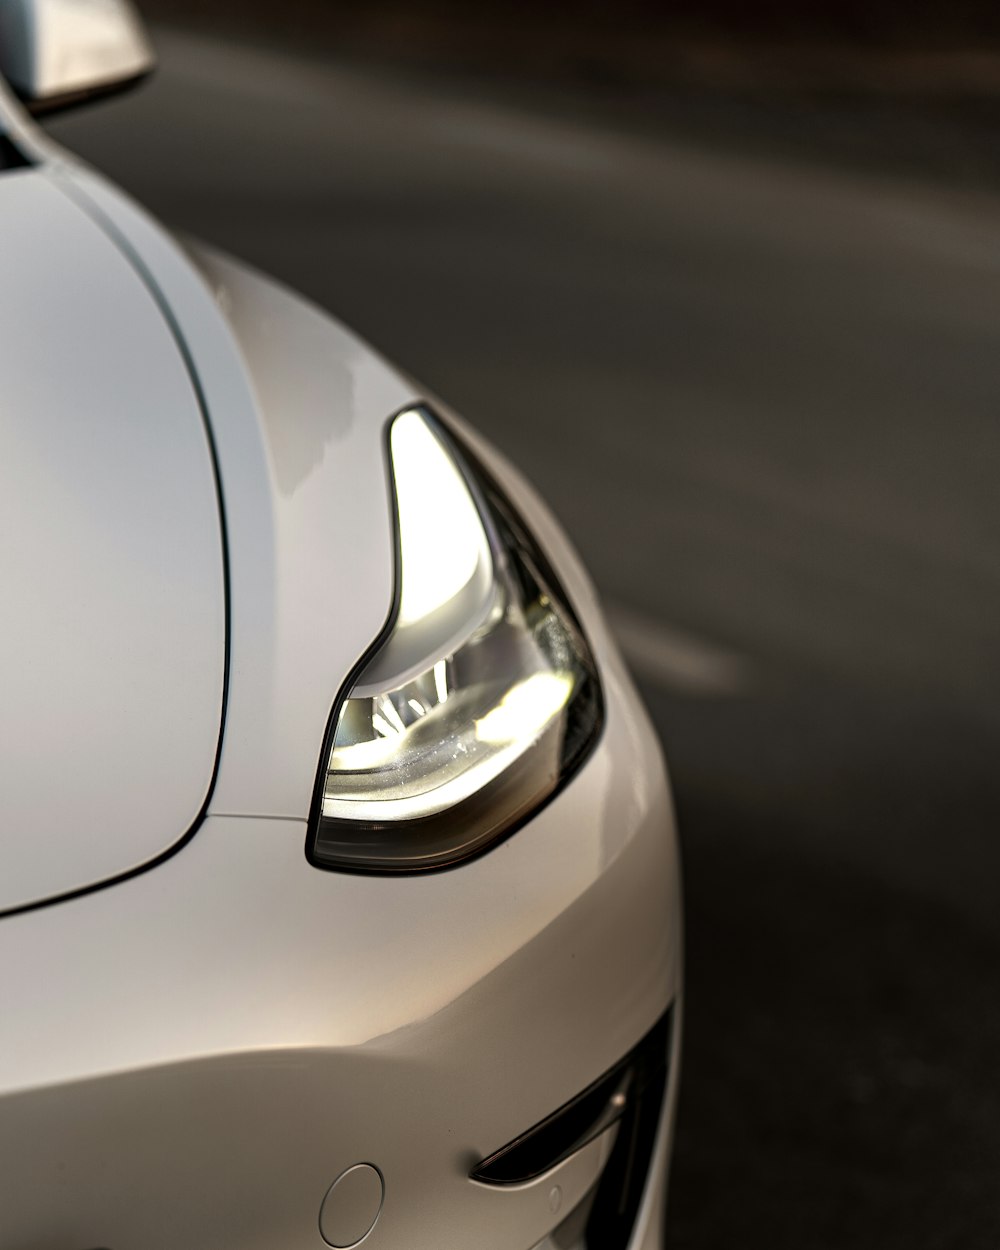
[0,0,154,115]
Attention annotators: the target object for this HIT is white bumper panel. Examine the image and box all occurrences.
[0,652,680,1250]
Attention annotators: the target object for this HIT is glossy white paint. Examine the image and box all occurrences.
[0,0,153,108]
[0,167,224,914]
[45,161,412,822]
[183,243,415,819]
[0,51,682,1250]
[0,654,680,1250]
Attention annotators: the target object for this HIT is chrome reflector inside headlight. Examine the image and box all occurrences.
[309,408,603,872]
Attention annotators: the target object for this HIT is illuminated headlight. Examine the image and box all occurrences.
[308,408,603,872]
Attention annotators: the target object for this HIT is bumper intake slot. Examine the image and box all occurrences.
[470,1006,672,1192]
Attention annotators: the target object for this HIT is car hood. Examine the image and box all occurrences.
[0,168,225,914]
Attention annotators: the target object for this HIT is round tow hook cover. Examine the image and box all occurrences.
[319,1163,385,1248]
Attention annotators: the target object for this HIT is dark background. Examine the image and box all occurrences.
[48,5,1000,1246]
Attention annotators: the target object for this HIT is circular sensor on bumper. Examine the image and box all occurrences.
[319,1163,384,1248]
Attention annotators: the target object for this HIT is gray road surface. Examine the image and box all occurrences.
[48,31,1000,1248]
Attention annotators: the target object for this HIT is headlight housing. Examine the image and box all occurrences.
[308,408,603,873]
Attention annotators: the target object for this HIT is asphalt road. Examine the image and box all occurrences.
[48,31,1000,1248]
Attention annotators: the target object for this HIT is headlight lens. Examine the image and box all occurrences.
[309,408,602,872]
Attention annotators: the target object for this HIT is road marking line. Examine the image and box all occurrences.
[605,602,752,696]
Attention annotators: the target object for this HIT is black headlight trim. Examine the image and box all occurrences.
[305,405,605,876]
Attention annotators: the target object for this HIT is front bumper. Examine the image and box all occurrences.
[0,614,681,1250]
[522,1001,681,1250]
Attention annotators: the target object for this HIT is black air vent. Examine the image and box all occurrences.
[471,1007,673,1188]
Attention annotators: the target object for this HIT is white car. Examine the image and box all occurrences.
[0,4,683,1248]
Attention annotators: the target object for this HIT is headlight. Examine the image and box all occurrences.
[308,407,603,873]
